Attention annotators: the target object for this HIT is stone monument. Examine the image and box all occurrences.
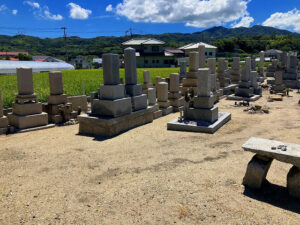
[283,55,300,89]
[179,61,187,81]
[230,57,241,84]
[157,82,173,115]
[271,70,285,93]
[8,68,53,131]
[227,57,260,101]
[168,68,231,134]
[259,51,265,76]
[181,52,199,94]
[142,70,153,94]
[78,53,156,137]
[0,90,9,135]
[198,45,206,68]
[266,59,278,77]
[44,71,77,124]
[168,73,184,112]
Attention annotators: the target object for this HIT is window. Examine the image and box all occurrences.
[145,60,148,64]
[209,52,213,56]
[205,52,207,56]
[156,60,159,63]
[152,60,155,63]
[164,60,169,64]
[152,46,159,52]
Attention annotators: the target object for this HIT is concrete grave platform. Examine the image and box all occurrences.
[78,106,156,137]
[8,112,49,130]
[227,94,261,102]
[167,112,231,134]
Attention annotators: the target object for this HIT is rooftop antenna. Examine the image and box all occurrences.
[125,28,133,37]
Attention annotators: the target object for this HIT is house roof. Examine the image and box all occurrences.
[0,52,29,56]
[179,42,217,50]
[265,49,283,54]
[32,56,63,62]
[122,38,165,46]
[164,48,184,54]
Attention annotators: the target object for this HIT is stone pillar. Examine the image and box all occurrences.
[281,52,288,68]
[231,57,240,84]
[217,58,226,87]
[49,71,63,95]
[169,73,184,112]
[142,70,153,93]
[189,52,199,72]
[17,67,34,95]
[157,82,173,115]
[207,58,216,74]
[197,68,211,97]
[124,48,147,111]
[250,71,258,88]
[259,51,265,76]
[124,47,137,85]
[103,54,120,85]
[198,45,206,69]
[179,61,187,80]
[251,57,256,71]
[242,154,273,189]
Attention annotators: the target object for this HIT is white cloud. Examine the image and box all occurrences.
[68,3,92,20]
[24,1,63,20]
[263,9,300,32]
[231,16,254,28]
[24,1,40,9]
[106,4,113,12]
[44,7,63,20]
[0,4,8,12]
[12,9,18,15]
[115,0,251,28]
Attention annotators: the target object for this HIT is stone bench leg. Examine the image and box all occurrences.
[243,154,273,189]
[287,166,300,199]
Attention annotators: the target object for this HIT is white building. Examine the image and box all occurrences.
[179,42,217,58]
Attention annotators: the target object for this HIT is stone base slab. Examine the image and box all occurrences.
[99,84,125,100]
[78,106,156,137]
[16,124,55,133]
[92,97,132,117]
[185,106,218,123]
[12,102,42,116]
[158,101,170,108]
[132,95,148,111]
[153,110,163,119]
[167,112,231,134]
[48,114,63,124]
[161,106,173,116]
[67,95,88,112]
[8,112,49,130]
[283,80,300,89]
[48,94,67,105]
[227,94,261,102]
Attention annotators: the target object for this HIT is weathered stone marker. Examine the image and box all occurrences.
[198,45,206,68]
[242,137,300,199]
[259,51,264,76]
[8,68,52,131]
[157,82,173,115]
[230,57,240,84]
[168,73,184,112]
[181,52,199,94]
[179,61,187,81]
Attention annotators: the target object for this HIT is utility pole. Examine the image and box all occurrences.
[61,27,68,62]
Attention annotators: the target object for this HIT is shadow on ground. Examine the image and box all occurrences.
[243,181,300,214]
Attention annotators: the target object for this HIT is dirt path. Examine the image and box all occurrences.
[1,90,300,224]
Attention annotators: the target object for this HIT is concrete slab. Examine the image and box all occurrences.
[227,94,261,102]
[167,112,231,134]
[242,137,300,168]
[16,124,55,133]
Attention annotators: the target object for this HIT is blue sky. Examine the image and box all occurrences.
[0,0,299,38]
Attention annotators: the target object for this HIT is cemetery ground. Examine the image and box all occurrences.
[1,89,300,224]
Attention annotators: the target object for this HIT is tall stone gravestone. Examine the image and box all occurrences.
[8,68,50,130]
[181,52,199,94]
[168,73,184,112]
[179,61,187,81]
[259,51,265,76]
[198,45,206,69]
[157,82,173,115]
[0,90,9,134]
[45,71,77,124]
[230,57,241,84]
[283,55,300,89]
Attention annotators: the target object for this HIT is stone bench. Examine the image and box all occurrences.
[242,137,300,199]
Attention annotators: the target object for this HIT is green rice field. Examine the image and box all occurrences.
[0,68,180,108]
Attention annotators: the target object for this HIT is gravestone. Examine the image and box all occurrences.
[44,71,77,124]
[168,73,184,112]
[179,61,187,81]
[283,55,300,89]
[259,51,265,76]
[230,57,241,84]
[181,52,199,94]
[157,82,173,115]
[272,70,285,93]
[168,68,231,134]
[198,45,206,68]
[142,70,153,94]
[8,68,52,131]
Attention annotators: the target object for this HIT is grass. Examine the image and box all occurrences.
[0,68,180,108]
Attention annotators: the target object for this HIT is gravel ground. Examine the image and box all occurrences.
[1,90,300,224]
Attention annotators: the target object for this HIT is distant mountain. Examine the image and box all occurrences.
[0,25,298,58]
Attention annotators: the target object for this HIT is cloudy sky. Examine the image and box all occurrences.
[0,0,299,37]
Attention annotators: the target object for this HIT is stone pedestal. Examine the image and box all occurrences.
[230,57,240,84]
[168,68,231,134]
[158,82,173,115]
[8,68,52,131]
[168,73,184,112]
[125,48,147,111]
[181,52,199,94]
